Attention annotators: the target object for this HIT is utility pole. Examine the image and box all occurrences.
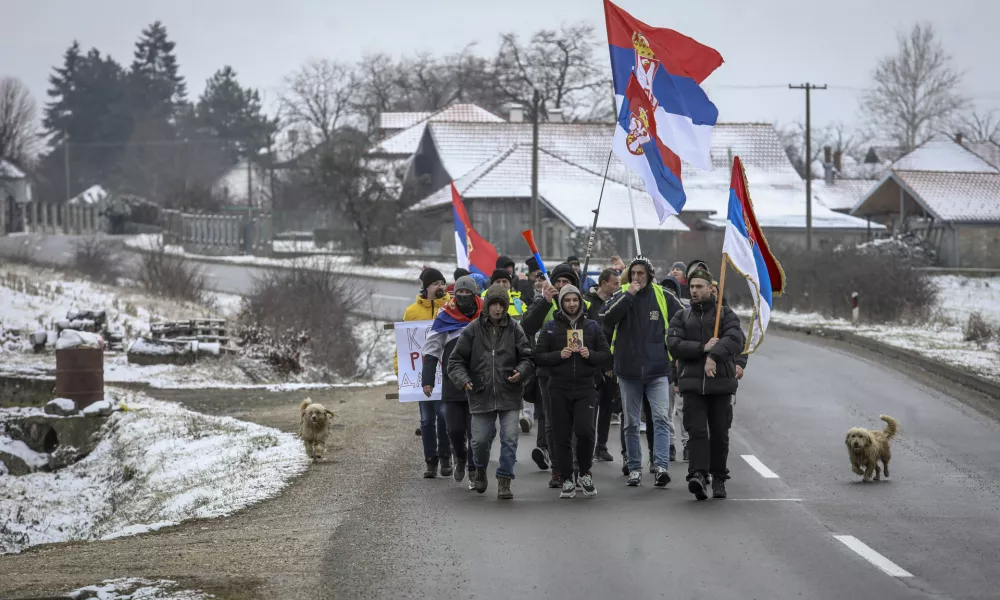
[788,83,827,251]
[63,131,71,204]
[530,89,541,253]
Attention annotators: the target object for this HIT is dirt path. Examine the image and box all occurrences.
[0,383,418,599]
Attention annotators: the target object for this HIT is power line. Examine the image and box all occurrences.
[789,83,827,252]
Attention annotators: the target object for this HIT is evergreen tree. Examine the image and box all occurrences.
[43,40,82,135]
[129,21,187,119]
[197,66,276,163]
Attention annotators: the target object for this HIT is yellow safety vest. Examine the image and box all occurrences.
[610,283,671,360]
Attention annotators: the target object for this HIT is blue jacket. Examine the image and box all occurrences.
[599,283,683,382]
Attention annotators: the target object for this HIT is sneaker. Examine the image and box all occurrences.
[439,456,454,478]
[712,478,727,499]
[596,448,614,462]
[669,445,676,462]
[468,478,476,491]
[682,445,689,462]
[531,447,549,470]
[579,472,597,497]
[654,466,671,488]
[454,459,466,483]
[519,413,531,433]
[474,468,488,494]
[559,478,576,499]
[423,458,438,479]
[627,470,642,487]
[611,413,621,426]
[574,470,582,489]
[688,472,708,501]
[648,458,656,474]
[548,472,562,489]
[497,476,513,499]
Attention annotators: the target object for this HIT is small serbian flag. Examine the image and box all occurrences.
[722,156,785,353]
[604,0,723,222]
[452,182,498,278]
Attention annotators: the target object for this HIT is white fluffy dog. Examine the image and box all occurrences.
[299,398,336,461]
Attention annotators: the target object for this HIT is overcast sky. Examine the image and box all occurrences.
[3,0,998,132]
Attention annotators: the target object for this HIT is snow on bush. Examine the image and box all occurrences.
[68,578,212,599]
[0,394,309,555]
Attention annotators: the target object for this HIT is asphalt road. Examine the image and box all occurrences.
[323,332,1000,600]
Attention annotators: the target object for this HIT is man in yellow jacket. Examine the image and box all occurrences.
[397,267,453,478]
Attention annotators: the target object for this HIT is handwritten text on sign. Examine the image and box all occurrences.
[393,320,442,402]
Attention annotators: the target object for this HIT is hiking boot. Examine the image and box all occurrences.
[532,447,550,470]
[682,445,689,462]
[454,459,466,483]
[596,448,614,462]
[519,413,532,433]
[497,477,513,499]
[670,444,676,462]
[559,478,576,499]
[439,456,454,478]
[654,466,671,488]
[474,468,488,494]
[580,472,597,497]
[688,472,708,501]
[712,477,727,499]
[548,472,562,489]
[627,470,642,487]
[423,458,438,479]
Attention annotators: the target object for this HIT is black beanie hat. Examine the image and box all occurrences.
[454,267,470,281]
[550,263,578,287]
[525,256,540,272]
[490,269,512,284]
[420,267,446,290]
[496,255,515,271]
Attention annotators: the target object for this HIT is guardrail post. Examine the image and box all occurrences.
[851,292,859,326]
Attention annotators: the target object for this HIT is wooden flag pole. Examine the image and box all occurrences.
[712,254,729,337]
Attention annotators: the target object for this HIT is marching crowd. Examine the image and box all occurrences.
[398,253,747,502]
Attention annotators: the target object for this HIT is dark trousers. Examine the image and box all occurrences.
[619,393,655,458]
[443,401,476,467]
[682,392,733,481]
[419,400,451,462]
[536,376,556,456]
[595,375,616,450]
[550,384,597,477]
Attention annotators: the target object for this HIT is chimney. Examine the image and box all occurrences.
[507,104,524,123]
[955,132,963,145]
[548,108,564,123]
[823,145,833,185]
[833,150,842,174]
[823,145,832,164]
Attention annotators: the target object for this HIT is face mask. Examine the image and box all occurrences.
[456,294,477,315]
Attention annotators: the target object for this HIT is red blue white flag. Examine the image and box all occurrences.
[452,182,498,277]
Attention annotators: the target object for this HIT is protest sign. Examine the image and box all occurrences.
[393,320,442,402]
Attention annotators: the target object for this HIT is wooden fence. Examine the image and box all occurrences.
[4,201,103,235]
[161,209,273,256]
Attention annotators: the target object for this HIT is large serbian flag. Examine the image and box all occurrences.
[723,156,785,353]
[452,182,498,277]
[605,0,723,222]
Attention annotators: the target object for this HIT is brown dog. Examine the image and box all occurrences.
[299,398,336,461]
[845,415,898,482]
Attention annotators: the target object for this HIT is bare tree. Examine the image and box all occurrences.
[0,77,39,165]
[959,110,1000,143]
[494,23,609,120]
[281,59,359,146]
[860,22,968,152]
[354,53,404,133]
[777,121,862,178]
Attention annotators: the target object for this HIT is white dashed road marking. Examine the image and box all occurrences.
[834,535,913,578]
[740,454,779,478]
[729,498,802,502]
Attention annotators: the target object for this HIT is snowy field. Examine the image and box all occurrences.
[758,276,1000,383]
[0,393,309,555]
[67,578,213,599]
[0,263,396,389]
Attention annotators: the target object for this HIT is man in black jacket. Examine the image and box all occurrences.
[534,284,612,499]
[667,267,744,501]
[600,256,683,488]
[448,283,534,500]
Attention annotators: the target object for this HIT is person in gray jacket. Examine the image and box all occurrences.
[448,283,534,499]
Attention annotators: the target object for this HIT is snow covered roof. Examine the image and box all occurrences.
[814,179,877,212]
[0,159,26,179]
[371,104,506,157]
[891,136,999,173]
[68,185,108,206]
[964,140,1000,170]
[412,145,688,232]
[893,171,1000,222]
[378,111,434,131]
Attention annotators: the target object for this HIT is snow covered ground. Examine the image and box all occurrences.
[0,263,396,389]
[0,392,309,555]
[126,233,452,283]
[757,275,1000,383]
[67,578,213,599]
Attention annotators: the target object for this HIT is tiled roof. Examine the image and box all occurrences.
[412,145,688,232]
[964,140,1000,170]
[891,136,998,173]
[814,179,877,212]
[0,159,26,179]
[378,112,433,131]
[371,104,505,156]
[895,170,1000,222]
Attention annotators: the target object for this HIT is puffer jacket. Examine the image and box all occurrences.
[447,313,534,414]
[667,297,744,396]
[394,292,450,374]
[533,310,611,389]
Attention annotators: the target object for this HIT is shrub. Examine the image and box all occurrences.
[963,312,996,347]
[236,264,365,378]
[136,242,206,303]
[71,235,120,284]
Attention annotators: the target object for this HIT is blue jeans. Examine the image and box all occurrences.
[471,409,519,479]
[419,400,451,462]
[619,376,671,471]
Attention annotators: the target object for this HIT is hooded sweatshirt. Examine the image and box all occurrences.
[532,285,612,388]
